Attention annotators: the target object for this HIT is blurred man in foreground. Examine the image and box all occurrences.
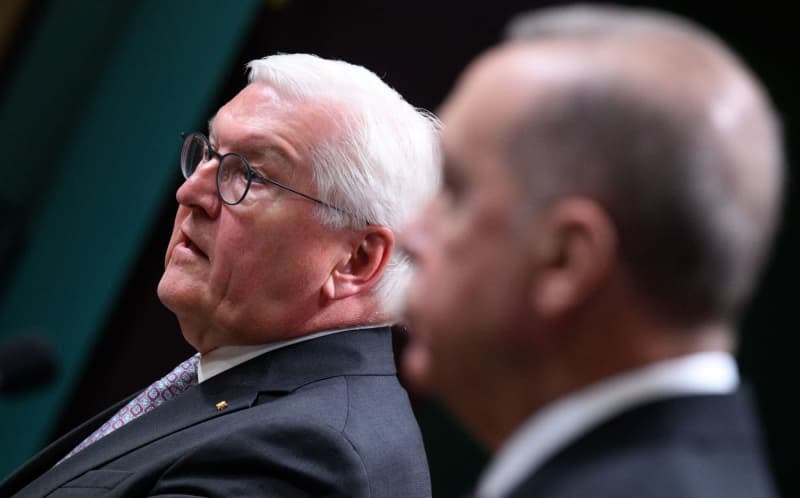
[403,5,782,497]
[2,53,439,497]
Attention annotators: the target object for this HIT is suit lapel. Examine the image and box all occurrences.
[0,392,135,496]
[14,373,260,496]
[5,326,395,497]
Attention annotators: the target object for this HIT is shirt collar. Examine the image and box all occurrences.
[476,351,739,498]
[197,324,390,383]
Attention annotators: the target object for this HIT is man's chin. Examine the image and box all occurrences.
[157,277,201,316]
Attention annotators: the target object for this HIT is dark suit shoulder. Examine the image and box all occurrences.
[255,373,431,498]
[146,374,429,498]
[508,392,777,498]
[150,412,371,497]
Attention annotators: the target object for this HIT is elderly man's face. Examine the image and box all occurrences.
[158,82,351,353]
[402,49,537,405]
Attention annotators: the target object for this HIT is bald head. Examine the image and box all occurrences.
[446,4,784,325]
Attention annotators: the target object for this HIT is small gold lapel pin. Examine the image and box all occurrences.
[215,401,229,411]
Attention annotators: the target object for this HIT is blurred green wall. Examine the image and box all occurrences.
[0,0,260,475]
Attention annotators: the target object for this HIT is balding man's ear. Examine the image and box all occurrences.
[528,198,617,319]
[322,226,394,301]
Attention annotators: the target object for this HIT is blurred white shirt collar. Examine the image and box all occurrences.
[477,351,739,498]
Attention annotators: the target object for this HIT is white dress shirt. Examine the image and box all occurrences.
[197,324,389,383]
[476,351,740,498]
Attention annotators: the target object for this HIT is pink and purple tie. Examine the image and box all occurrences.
[60,354,200,462]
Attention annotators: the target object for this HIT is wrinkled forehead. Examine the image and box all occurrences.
[207,82,346,169]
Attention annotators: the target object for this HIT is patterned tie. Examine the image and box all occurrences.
[60,354,200,462]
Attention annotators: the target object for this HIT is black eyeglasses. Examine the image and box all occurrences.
[180,132,350,214]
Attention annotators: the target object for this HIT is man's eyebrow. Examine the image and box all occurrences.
[212,142,291,183]
[247,145,294,178]
[204,118,293,179]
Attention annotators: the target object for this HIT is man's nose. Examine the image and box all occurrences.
[175,160,221,218]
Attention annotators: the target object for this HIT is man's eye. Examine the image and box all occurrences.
[441,184,458,202]
[442,172,465,203]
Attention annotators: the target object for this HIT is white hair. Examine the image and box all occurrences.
[247,53,441,316]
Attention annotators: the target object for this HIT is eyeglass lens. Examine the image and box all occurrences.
[181,133,208,179]
[181,133,252,205]
[217,155,250,204]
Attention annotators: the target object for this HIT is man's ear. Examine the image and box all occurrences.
[529,198,617,319]
[322,226,395,301]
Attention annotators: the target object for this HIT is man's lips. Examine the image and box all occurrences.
[178,231,208,259]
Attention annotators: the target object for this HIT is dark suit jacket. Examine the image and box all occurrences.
[1,327,431,497]
[506,390,777,498]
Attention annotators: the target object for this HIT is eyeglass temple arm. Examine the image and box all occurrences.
[250,175,371,225]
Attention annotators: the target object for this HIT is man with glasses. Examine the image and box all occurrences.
[402,4,781,497]
[2,53,439,497]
